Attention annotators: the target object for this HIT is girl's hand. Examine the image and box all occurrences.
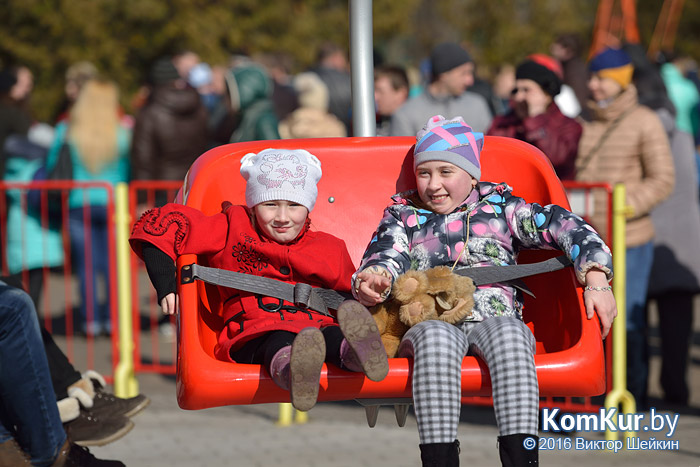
[583,269,617,339]
[160,293,179,315]
[354,269,392,307]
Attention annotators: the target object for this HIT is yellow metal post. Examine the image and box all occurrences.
[604,184,636,441]
[295,408,308,424]
[276,403,309,426]
[277,403,293,426]
[113,183,139,398]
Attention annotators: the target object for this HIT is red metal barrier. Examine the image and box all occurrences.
[128,180,183,375]
[2,178,616,411]
[0,180,117,382]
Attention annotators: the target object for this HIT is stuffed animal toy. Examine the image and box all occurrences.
[369,266,476,357]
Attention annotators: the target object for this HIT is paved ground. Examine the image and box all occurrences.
[82,304,700,467]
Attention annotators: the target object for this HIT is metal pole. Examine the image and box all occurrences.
[604,184,635,441]
[349,0,376,137]
[114,182,139,398]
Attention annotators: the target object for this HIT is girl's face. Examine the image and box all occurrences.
[415,161,477,214]
[254,200,308,243]
[588,73,623,103]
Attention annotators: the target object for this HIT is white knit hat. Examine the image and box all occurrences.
[240,148,322,211]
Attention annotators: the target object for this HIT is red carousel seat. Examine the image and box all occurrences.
[174,136,605,410]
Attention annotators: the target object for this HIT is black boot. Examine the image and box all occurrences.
[419,440,460,467]
[498,434,538,466]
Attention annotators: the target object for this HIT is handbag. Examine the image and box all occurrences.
[46,141,74,181]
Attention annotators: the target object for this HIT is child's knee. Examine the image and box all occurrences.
[498,317,536,351]
[405,319,455,342]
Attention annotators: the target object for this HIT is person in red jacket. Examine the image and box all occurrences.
[487,54,582,180]
[129,149,388,411]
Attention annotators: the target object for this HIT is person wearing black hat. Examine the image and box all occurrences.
[389,42,492,136]
[487,54,582,181]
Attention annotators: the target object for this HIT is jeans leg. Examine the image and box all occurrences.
[0,281,66,465]
[91,206,110,329]
[69,209,100,333]
[69,210,87,329]
[625,242,654,407]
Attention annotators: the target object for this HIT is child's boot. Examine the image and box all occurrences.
[337,300,389,382]
[419,440,460,466]
[497,434,538,466]
[269,345,292,390]
[289,327,326,412]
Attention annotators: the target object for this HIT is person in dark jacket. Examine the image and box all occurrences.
[310,42,353,134]
[131,58,209,183]
[487,54,582,181]
[0,67,33,179]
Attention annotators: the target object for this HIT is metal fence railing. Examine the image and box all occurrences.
[0,180,118,380]
[2,179,625,417]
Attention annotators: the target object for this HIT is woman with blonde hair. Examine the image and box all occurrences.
[46,78,131,335]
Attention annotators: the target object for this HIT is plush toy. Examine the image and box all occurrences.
[369,266,476,357]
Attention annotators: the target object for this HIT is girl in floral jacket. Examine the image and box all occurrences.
[130,149,388,411]
[352,115,617,466]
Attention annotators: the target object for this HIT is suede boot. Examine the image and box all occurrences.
[498,434,539,466]
[419,440,460,467]
[86,370,151,418]
[289,328,325,412]
[0,438,31,465]
[69,371,150,418]
[269,345,292,390]
[337,300,389,382]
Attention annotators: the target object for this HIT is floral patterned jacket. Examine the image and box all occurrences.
[354,182,613,322]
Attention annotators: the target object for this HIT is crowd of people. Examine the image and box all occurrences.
[1,33,699,466]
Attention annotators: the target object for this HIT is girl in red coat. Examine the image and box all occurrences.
[129,149,389,411]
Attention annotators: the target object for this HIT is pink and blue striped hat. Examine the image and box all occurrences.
[414,115,484,181]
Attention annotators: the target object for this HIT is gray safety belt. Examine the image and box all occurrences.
[179,255,572,313]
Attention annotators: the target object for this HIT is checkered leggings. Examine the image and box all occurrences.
[398,317,539,444]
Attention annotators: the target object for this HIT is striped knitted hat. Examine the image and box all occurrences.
[589,48,634,89]
[414,115,484,181]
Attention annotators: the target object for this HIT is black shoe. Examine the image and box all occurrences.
[64,410,134,447]
[498,434,538,466]
[55,439,125,466]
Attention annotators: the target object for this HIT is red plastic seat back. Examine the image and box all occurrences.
[174,136,605,409]
[181,136,569,266]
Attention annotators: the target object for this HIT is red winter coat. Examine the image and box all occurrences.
[129,203,356,361]
[487,103,582,180]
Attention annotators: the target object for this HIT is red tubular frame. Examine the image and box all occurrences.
[173,136,606,410]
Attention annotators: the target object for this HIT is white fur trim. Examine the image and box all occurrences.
[68,386,94,409]
[83,369,106,389]
[57,397,80,423]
